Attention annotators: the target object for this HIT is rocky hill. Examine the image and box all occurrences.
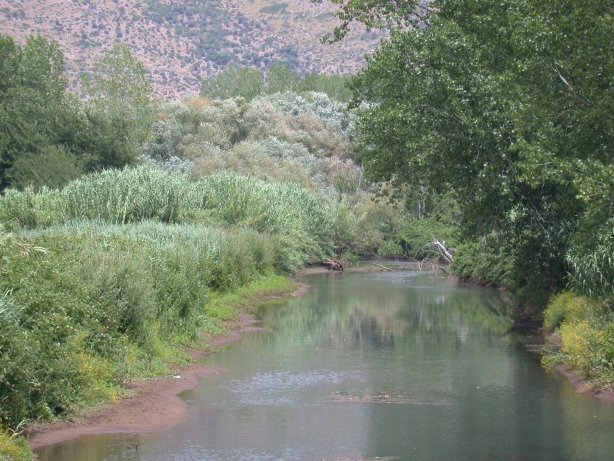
[0,0,384,100]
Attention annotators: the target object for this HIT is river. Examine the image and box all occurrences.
[35,269,614,460]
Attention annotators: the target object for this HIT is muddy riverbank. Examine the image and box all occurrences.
[27,281,310,451]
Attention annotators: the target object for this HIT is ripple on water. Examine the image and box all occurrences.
[221,370,363,406]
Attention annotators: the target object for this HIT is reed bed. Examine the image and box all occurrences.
[0,166,335,263]
[0,167,336,432]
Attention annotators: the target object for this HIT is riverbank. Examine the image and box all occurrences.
[26,265,397,452]
[525,332,614,404]
[25,266,614,459]
[555,364,614,403]
[26,278,309,452]
[29,264,614,454]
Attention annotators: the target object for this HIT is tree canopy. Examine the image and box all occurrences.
[84,42,153,149]
[0,35,69,188]
[201,64,353,102]
[200,65,265,101]
[326,0,614,305]
[0,36,152,190]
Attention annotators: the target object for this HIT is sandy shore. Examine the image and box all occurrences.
[27,281,310,451]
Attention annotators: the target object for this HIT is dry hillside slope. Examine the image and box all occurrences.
[0,0,383,100]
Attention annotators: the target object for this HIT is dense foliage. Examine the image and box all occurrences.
[325,0,613,308]
[319,0,614,384]
[0,166,339,432]
[0,29,465,458]
[0,36,151,190]
[145,91,428,259]
[200,64,354,102]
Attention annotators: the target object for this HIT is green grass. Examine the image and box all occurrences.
[0,167,336,270]
[210,274,295,312]
[203,274,295,335]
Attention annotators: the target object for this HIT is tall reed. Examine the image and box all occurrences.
[0,221,291,428]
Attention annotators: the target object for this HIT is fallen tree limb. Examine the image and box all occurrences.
[374,263,393,271]
[421,238,455,264]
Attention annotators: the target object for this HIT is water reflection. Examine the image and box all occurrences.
[35,270,614,461]
[258,271,512,353]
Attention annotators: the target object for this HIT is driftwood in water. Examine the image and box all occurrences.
[374,263,393,271]
[324,259,345,271]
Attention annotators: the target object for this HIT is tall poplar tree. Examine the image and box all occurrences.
[317,0,614,305]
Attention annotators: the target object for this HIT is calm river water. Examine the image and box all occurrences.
[35,270,614,461]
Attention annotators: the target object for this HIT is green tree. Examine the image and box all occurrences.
[312,0,426,43]
[85,42,153,147]
[265,64,300,94]
[318,0,614,306]
[10,144,83,190]
[0,37,152,189]
[264,65,353,101]
[200,65,264,101]
[0,35,71,189]
[298,72,353,102]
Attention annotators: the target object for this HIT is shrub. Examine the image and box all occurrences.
[543,291,589,330]
[543,293,614,387]
[0,220,299,429]
[0,164,343,430]
[9,145,83,191]
[0,428,34,461]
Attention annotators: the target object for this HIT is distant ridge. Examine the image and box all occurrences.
[0,0,384,100]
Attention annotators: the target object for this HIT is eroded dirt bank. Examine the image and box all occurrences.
[554,364,614,403]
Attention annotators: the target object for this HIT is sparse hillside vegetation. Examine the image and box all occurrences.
[0,0,383,99]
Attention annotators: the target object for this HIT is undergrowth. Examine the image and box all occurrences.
[0,428,33,461]
[542,292,614,388]
[0,167,337,460]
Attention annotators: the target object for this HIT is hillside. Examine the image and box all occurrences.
[0,0,384,100]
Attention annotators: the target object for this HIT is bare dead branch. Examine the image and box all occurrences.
[421,238,455,263]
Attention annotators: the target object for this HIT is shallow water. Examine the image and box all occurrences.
[35,270,614,461]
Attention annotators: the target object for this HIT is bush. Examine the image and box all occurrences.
[0,222,293,428]
[543,291,588,330]
[0,428,34,461]
[9,145,83,191]
[543,293,614,387]
[0,165,342,429]
[351,197,406,255]
[144,92,364,197]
